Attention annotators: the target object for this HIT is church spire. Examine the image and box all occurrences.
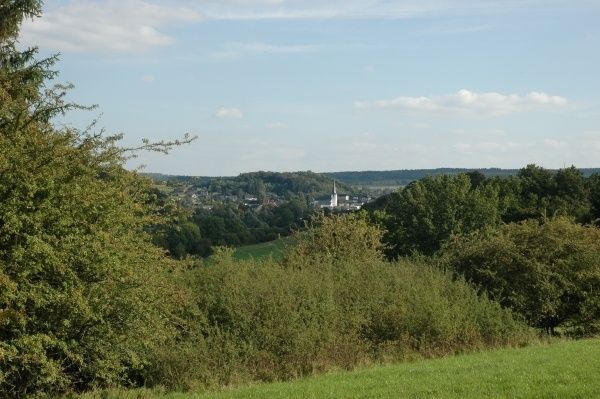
[330,179,338,207]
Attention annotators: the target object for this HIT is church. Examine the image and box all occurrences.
[330,180,338,207]
[312,180,363,210]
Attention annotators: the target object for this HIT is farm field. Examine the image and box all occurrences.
[232,237,290,260]
[80,338,600,399]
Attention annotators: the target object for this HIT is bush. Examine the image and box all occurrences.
[363,259,528,355]
[442,218,600,336]
[283,212,385,266]
[0,3,197,395]
[154,216,531,389]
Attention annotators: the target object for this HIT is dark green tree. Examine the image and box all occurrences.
[0,3,196,396]
[159,221,204,259]
[465,170,487,188]
[552,166,589,221]
[516,164,556,218]
[375,174,500,257]
[588,173,600,222]
[442,218,600,336]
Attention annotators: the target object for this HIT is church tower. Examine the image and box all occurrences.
[330,180,338,207]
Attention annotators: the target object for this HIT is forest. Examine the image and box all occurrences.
[328,167,600,187]
[0,2,599,398]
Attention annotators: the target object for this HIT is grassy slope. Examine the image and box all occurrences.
[232,237,289,261]
[84,339,599,399]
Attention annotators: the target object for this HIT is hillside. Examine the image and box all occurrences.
[326,168,518,186]
[146,171,355,198]
[79,339,600,398]
[148,168,600,191]
[327,168,600,187]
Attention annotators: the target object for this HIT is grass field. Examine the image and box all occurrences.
[232,237,290,260]
[81,339,600,399]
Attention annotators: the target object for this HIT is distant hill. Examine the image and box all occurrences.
[141,172,218,184]
[143,171,354,198]
[326,168,600,187]
[144,168,600,192]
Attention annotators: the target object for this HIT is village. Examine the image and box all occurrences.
[157,175,373,212]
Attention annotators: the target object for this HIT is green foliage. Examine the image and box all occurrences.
[155,198,314,259]
[0,4,196,396]
[367,165,600,259]
[0,78,188,396]
[587,173,600,221]
[510,165,590,222]
[327,168,521,187]
[442,218,600,336]
[140,216,530,390]
[155,221,206,259]
[371,174,500,257]
[0,1,41,41]
[159,171,354,200]
[284,213,385,265]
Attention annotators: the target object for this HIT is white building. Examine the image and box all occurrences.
[313,179,367,210]
[330,180,338,207]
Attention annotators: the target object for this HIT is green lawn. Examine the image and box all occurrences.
[82,339,600,399]
[232,237,290,261]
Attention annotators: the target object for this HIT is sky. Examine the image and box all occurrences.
[18,0,600,176]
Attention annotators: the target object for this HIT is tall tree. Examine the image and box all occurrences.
[0,3,195,396]
[588,173,600,222]
[443,218,600,336]
[376,174,500,257]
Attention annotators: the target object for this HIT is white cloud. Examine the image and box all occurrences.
[447,133,600,168]
[22,0,583,55]
[454,141,528,152]
[215,107,243,119]
[355,89,568,116]
[266,122,289,130]
[199,0,579,21]
[543,139,566,149]
[20,0,202,53]
[583,130,600,137]
[210,41,322,59]
[238,42,322,54]
[527,91,567,105]
[141,74,156,82]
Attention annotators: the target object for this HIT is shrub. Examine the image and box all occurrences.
[442,218,600,336]
[283,212,385,266]
[167,216,531,389]
[0,3,197,396]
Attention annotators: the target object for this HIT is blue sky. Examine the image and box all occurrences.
[19,0,600,175]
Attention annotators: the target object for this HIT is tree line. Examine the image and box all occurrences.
[365,166,600,257]
[329,167,600,187]
[363,166,600,336]
[154,197,314,258]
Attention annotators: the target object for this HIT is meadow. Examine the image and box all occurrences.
[232,237,290,261]
[78,338,600,399]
